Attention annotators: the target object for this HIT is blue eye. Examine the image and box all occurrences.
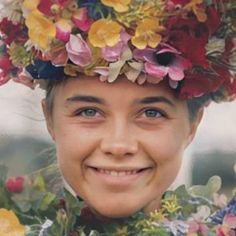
[144,109,163,118]
[77,108,98,117]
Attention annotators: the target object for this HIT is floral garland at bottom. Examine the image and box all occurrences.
[0,164,235,236]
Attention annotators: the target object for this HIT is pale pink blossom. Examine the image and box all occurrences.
[187,220,209,236]
[216,214,236,236]
[72,8,93,32]
[56,19,73,42]
[102,30,131,62]
[66,34,92,67]
[134,44,191,81]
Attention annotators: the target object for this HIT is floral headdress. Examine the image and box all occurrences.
[1,0,236,101]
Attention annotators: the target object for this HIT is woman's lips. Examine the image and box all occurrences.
[87,166,152,187]
[95,168,142,176]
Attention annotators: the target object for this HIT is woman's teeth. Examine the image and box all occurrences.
[97,169,139,176]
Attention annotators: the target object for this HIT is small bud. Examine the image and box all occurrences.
[5,176,25,193]
[56,208,68,225]
[51,4,61,14]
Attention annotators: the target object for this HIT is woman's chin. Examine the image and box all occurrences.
[88,201,143,219]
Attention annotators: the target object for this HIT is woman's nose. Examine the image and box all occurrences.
[100,122,138,158]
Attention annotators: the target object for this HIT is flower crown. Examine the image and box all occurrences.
[0,0,236,100]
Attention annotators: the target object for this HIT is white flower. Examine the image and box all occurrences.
[192,205,211,222]
[39,219,53,236]
[0,0,22,23]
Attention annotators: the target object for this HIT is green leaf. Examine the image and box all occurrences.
[188,175,222,199]
[33,175,46,192]
[39,192,56,211]
[0,165,8,184]
[11,194,32,212]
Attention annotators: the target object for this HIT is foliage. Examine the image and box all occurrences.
[0,165,236,235]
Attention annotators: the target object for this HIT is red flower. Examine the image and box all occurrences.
[5,176,25,193]
[206,6,221,34]
[38,0,71,16]
[223,78,236,100]
[0,53,13,73]
[0,18,23,45]
[169,0,191,5]
[167,16,209,68]
[58,198,66,209]
[179,65,229,99]
[70,232,78,236]
[0,52,14,86]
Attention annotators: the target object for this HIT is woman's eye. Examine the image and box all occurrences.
[76,108,99,118]
[143,109,163,118]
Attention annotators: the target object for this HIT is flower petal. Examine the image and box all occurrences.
[66,34,92,67]
[145,62,168,78]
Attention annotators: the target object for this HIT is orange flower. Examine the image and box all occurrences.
[23,0,40,11]
[131,18,164,50]
[101,0,131,12]
[0,209,26,236]
[88,19,122,48]
[25,10,56,50]
[185,0,207,22]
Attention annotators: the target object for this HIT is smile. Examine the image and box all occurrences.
[96,169,140,176]
[87,166,153,188]
[89,166,152,177]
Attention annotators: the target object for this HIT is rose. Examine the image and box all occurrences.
[5,176,25,193]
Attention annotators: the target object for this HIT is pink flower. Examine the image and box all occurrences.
[37,0,70,16]
[133,44,191,82]
[66,34,92,67]
[213,193,228,208]
[0,70,11,85]
[0,52,14,86]
[223,214,236,229]
[44,45,68,66]
[102,30,131,62]
[187,220,209,236]
[5,176,25,193]
[56,19,73,42]
[72,7,93,32]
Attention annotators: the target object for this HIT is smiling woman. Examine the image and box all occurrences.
[42,77,202,218]
[1,0,236,235]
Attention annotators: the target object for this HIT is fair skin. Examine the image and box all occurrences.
[42,76,202,218]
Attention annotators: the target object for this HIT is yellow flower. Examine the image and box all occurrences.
[101,0,131,12]
[88,19,122,48]
[23,0,40,11]
[131,18,164,49]
[149,209,166,221]
[184,0,207,22]
[25,10,56,50]
[162,195,182,214]
[115,226,129,236]
[0,208,26,236]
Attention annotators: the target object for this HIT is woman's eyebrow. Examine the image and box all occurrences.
[65,95,175,107]
[65,95,106,105]
[134,96,175,107]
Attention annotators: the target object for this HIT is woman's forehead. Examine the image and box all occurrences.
[55,77,177,102]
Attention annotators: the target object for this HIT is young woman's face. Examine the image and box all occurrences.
[43,77,200,218]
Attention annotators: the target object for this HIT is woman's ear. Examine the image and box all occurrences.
[41,99,55,141]
[186,108,204,148]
